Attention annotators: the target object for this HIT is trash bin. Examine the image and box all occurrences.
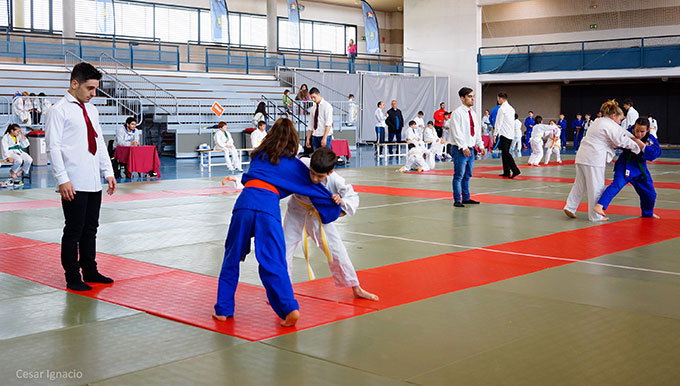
[243,128,255,148]
[27,130,48,166]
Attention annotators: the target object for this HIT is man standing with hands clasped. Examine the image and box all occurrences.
[450,87,487,207]
[46,62,117,291]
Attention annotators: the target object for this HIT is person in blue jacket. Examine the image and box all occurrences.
[523,111,535,149]
[572,113,584,150]
[595,117,662,219]
[213,118,341,327]
[489,104,500,137]
[557,113,568,150]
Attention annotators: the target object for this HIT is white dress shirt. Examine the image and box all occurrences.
[308,98,334,137]
[213,129,235,151]
[496,101,516,140]
[374,108,386,127]
[113,125,141,147]
[250,129,267,148]
[46,92,114,191]
[575,116,640,167]
[450,105,484,150]
[621,106,639,130]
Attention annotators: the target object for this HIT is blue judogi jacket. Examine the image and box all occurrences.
[236,153,341,224]
[558,119,567,131]
[524,116,535,131]
[489,105,500,128]
[614,129,662,181]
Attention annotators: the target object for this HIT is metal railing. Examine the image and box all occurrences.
[98,53,178,117]
[479,35,680,74]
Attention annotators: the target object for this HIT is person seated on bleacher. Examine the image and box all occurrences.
[252,102,268,129]
[1,124,32,182]
[213,121,242,172]
[251,120,267,149]
[110,117,140,178]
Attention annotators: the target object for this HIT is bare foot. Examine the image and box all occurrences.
[563,209,576,218]
[594,217,610,222]
[212,312,231,321]
[652,213,661,219]
[398,167,406,173]
[593,204,606,217]
[221,176,236,186]
[9,171,17,179]
[352,286,379,301]
[280,309,300,327]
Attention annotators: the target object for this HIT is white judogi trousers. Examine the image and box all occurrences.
[6,151,32,174]
[527,138,544,165]
[543,141,561,164]
[283,198,360,288]
[564,163,606,221]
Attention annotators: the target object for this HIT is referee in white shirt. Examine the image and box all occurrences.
[494,92,521,178]
[45,62,117,291]
[450,87,487,207]
[306,87,334,150]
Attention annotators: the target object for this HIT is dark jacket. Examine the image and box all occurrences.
[385,108,404,131]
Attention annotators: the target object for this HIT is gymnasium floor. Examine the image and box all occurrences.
[1,148,679,385]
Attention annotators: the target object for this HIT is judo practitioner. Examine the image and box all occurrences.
[283,148,378,301]
[213,121,242,172]
[1,124,32,180]
[595,117,662,219]
[213,118,341,327]
[527,116,552,166]
[543,121,562,164]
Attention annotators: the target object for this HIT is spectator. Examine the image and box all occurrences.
[433,102,446,137]
[558,113,568,150]
[583,113,592,137]
[28,93,40,125]
[13,91,30,125]
[111,117,140,178]
[38,92,52,123]
[251,120,267,148]
[482,109,491,135]
[214,121,242,172]
[385,100,405,155]
[45,62,116,291]
[414,111,426,134]
[621,98,639,130]
[252,102,268,128]
[524,111,535,149]
[346,94,358,126]
[495,92,521,178]
[306,87,333,150]
[1,123,32,182]
[572,113,584,150]
[295,84,310,103]
[282,89,294,115]
[374,101,387,155]
[348,39,357,60]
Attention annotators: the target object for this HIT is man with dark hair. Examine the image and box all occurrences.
[558,113,568,150]
[433,102,446,137]
[495,92,521,178]
[283,147,378,301]
[572,113,584,150]
[306,87,334,150]
[621,98,639,130]
[385,99,404,154]
[449,87,486,207]
[523,111,535,149]
[111,116,140,178]
[46,62,116,291]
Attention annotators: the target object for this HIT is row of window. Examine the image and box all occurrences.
[0,0,357,54]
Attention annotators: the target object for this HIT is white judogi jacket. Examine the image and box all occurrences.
[576,117,640,167]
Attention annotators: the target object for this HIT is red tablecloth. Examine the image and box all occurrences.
[482,135,493,150]
[113,146,161,178]
[331,139,351,160]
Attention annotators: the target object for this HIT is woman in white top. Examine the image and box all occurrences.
[252,102,267,128]
[250,120,267,148]
[511,113,523,157]
[564,100,645,222]
[213,121,242,172]
[374,101,387,155]
[1,123,32,179]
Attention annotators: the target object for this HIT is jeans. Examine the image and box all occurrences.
[311,135,333,151]
[387,127,402,154]
[376,126,386,154]
[452,146,475,202]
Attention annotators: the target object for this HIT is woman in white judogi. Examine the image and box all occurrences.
[527,116,552,165]
[283,155,377,300]
[564,100,644,221]
[543,122,562,164]
[1,124,32,179]
[12,92,30,125]
[213,122,242,171]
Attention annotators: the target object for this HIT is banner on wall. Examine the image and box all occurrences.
[287,0,301,49]
[211,0,230,43]
[95,0,115,35]
[361,1,380,54]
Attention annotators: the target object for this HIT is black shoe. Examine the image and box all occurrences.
[83,272,114,284]
[509,171,521,179]
[67,280,93,291]
[453,202,465,208]
[499,173,510,177]
[462,199,480,204]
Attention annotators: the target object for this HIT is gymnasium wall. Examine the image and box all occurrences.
[481,82,562,124]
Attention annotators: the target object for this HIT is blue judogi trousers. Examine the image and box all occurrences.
[597,171,657,218]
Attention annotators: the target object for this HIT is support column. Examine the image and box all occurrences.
[266,0,277,53]
[403,0,481,115]
[63,0,76,39]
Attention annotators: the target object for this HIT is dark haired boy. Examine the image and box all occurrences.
[283,147,378,301]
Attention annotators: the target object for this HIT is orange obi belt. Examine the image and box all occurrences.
[244,179,280,195]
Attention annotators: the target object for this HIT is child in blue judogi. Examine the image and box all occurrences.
[213,118,340,327]
[595,118,662,219]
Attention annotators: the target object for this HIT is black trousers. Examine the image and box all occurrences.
[498,136,520,176]
[434,126,443,138]
[387,127,402,154]
[61,191,102,283]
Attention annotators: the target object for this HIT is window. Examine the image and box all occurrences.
[278,19,312,51]
[12,0,30,29]
[200,10,239,44]
[0,0,8,27]
[154,6,198,43]
[240,14,266,47]
[115,2,154,39]
[278,18,354,54]
[33,0,51,30]
[52,0,62,31]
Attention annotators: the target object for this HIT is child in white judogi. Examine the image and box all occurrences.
[1,124,32,180]
[527,116,552,165]
[283,149,378,300]
[213,121,242,172]
[423,120,439,145]
[543,121,562,164]
[404,120,425,150]
[399,139,444,172]
[250,120,267,148]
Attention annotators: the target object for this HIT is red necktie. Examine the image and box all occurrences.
[468,109,475,136]
[313,103,319,130]
[76,102,98,155]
